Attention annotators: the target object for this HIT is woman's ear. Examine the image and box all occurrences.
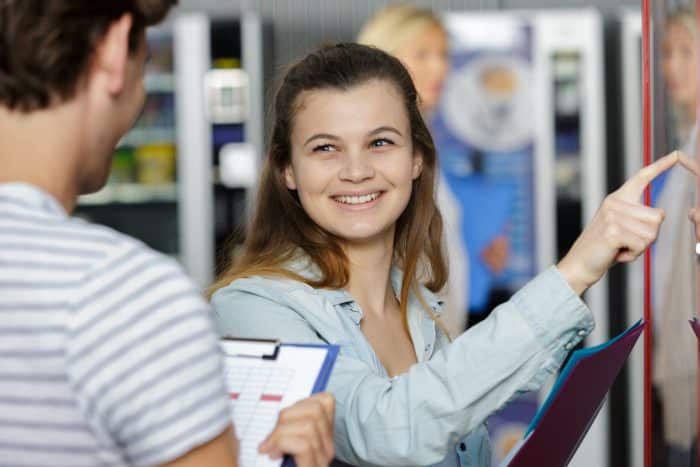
[284,164,297,190]
[412,151,424,180]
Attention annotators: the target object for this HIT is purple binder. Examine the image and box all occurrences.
[690,317,700,337]
[505,320,646,467]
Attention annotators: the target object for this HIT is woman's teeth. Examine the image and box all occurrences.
[334,192,380,205]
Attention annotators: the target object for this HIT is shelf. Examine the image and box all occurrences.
[79,183,178,206]
[117,127,175,148]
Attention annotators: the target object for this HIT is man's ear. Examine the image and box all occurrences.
[412,150,424,180]
[92,13,133,96]
[284,164,297,190]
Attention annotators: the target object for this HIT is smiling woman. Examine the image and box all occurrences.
[284,81,423,244]
[208,43,683,467]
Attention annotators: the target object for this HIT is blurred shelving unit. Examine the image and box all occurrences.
[79,183,178,206]
[76,11,269,289]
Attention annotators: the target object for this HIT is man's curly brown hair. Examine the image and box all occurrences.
[0,0,177,111]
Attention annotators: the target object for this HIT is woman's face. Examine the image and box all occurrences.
[284,79,423,245]
[395,24,449,113]
[661,20,698,110]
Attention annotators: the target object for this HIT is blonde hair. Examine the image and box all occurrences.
[357,4,446,54]
[665,7,697,38]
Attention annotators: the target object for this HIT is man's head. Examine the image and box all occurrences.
[0,0,176,194]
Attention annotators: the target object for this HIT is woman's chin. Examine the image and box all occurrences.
[333,226,393,246]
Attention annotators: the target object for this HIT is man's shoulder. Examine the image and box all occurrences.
[0,198,182,279]
[61,217,194,293]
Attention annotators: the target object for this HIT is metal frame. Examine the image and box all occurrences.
[174,13,214,290]
[241,11,265,179]
[620,10,644,467]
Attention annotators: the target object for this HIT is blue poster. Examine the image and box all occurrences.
[433,17,536,313]
[434,16,539,465]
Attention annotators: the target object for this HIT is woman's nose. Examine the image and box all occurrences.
[338,151,375,182]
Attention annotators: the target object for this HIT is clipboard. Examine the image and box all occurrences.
[219,338,339,467]
[501,320,646,466]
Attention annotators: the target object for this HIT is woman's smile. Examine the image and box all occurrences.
[331,191,385,210]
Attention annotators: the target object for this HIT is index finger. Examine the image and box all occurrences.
[617,151,680,201]
[679,152,700,177]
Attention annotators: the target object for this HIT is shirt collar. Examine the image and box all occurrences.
[0,182,67,218]
[310,265,444,313]
[390,266,443,315]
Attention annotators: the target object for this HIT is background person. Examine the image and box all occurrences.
[653,7,699,466]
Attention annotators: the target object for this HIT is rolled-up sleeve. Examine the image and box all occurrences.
[211,266,594,466]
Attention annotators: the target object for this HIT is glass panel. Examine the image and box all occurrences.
[650,3,699,465]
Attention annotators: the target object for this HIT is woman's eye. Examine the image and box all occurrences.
[312,144,335,153]
[371,138,394,148]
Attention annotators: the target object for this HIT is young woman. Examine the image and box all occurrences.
[209,43,681,467]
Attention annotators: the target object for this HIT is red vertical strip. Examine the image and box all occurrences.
[641,0,652,466]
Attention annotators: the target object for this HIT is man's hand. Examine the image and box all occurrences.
[258,392,336,467]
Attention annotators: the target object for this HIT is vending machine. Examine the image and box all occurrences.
[435,9,607,466]
[76,11,267,290]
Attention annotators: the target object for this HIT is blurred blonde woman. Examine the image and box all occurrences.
[358,4,510,336]
[654,7,699,465]
[357,4,450,114]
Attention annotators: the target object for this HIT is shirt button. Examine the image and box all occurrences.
[578,329,587,336]
[565,342,574,351]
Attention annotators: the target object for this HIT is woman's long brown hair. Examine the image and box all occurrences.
[208,43,449,334]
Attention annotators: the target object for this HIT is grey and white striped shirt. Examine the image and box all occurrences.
[0,183,231,467]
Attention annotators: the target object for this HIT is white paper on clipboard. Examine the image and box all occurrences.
[219,338,338,467]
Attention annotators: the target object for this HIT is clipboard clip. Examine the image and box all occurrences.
[219,337,281,360]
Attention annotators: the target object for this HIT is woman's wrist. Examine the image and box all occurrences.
[556,256,594,296]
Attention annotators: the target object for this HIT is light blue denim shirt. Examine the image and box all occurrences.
[211,263,594,467]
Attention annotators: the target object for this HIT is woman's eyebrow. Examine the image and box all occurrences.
[368,126,403,137]
[303,133,340,146]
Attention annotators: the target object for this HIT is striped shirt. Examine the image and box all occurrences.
[0,183,231,467]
